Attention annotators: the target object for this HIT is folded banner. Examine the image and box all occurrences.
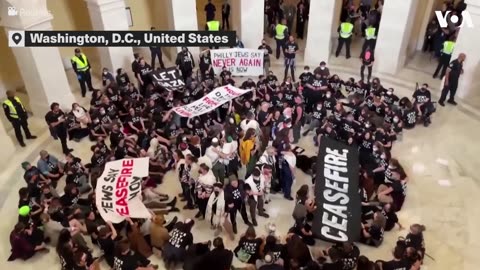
[312,137,361,243]
[150,67,185,91]
[95,157,152,223]
[173,84,251,118]
[211,48,264,76]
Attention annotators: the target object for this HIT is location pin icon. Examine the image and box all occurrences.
[12,33,22,45]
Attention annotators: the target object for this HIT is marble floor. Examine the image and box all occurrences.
[0,50,479,270]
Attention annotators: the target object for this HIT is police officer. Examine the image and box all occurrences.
[274,19,289,59]
[206,18,220,49]
[433,38,455,79]
[71,48,95,97]
[361,23,377,56]
[439,53,466,106]
[335,18,354,59]
[149,27,166,70]
[2,90,36,147]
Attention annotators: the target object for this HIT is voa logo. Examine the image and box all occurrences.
[435,10,474,28]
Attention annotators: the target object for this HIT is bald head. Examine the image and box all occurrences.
[6,90,15,99]
[458,53,466,62]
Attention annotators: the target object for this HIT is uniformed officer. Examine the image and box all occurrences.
[274,19,289,59]
[433,38,456,79]
[71,48,96,97]
[2,90,37,147]
[206,19,220,49]
[361,23,377,56]
[438,53,466,106]
[335,18,354,59]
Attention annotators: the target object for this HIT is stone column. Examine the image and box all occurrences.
[374,0,418,74]
[449,0,480,99]
[85,0,133,71]
[1,9,75,115]
[238,0,265,49]
[169,0,200,59]
[304,0,341,66]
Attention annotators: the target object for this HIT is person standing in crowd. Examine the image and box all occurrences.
[438,53,466,106]
[135,57,152,96]
[205,0,216,23]
[284,35,299,82]
[433,37,456,79]
[45,102,72,155]
[195,163,216,220]
[296,3,307,39]
[292,95,304,144]
[361,23,377,56]
[245,168,270,226]
[423,18,439,53]
[3,90,37,147]
[149,27,166,70]
[225,175,250,234]
[275,19,289,59]
[360,47,374,83]
[176,47,195,82]
[71,48,95,97]
[282,1,296,32]
[313,61,330,78]
[221,0,231,30]
[336,18,354,59]
[259,39,273,75]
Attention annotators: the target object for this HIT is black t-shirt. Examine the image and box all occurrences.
[308,76,327,90]
[113,250,150,270]
[110,130,125,148]
[127,114,142,129]
[383,259,411,270]
[284,42,299,58]
[322,261,344,270]
[447,59,462,82]
[257,110,269,127]
[383,209,399,231]
[168,228,193,248]
[413,89,431,103]
[45,110,67,132]
[383,93,399,105]
[368,224,384,242]
[299,71,313,86]
[238,237,262,255]
[60,193,79,208]
[362,52,375,65]
[98,237,115,257]
[137,64,152,83]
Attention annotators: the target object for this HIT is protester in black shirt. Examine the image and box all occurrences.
[359,211,385,247]
[199,50,214,80]
[198,237,234,270]
[381,245,412,270]
[360,47,374,83]
[135,58,152,95]
[383,88,399,106]
[163,219,194,269]
[114,238,155,270]
[45,103,72,154]
[234,226,263,264]
[225,175,250,234]
[116,68,130,90]
[439,53,466,106]
[283,35,299,81]
[176,47,195,81]
[412,83,435,126]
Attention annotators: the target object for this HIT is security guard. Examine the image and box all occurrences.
[206,19,220,49]
[335,18,354,59]
[275,19,288,59]
[71,48,95,97]
[361,24,377,56]
[433,38,456,79]
[2,90,36,147]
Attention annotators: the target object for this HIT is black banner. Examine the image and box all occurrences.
[150,67,185,91]
[312,137,361,243]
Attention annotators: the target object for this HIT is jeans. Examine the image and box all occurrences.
[247,196,265,223]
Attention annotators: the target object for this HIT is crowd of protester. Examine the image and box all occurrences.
[7,2,439,270]
[8,45,431,269]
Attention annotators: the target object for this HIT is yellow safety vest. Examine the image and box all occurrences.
[340,22,354,38]
[442,41,455,55]
[275,24,287,40]
[365,27,376,40]
[3,97,24,119]
[207,20,220,31]
[71,53,89,72]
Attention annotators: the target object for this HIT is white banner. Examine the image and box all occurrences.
[95,157,152,223]
[173,85,252,118]
[211,48,264,76]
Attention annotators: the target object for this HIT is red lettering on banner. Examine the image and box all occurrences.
[115,187,127,198]
[122,159,134,166]
[175,108,192,117]
[213,58,236,67]
[203,97,218,106]
[239,58,261,67]
[116,206,129,216]
[116,176,128,189]
[224,86,239,96]
[121,168,132,175]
